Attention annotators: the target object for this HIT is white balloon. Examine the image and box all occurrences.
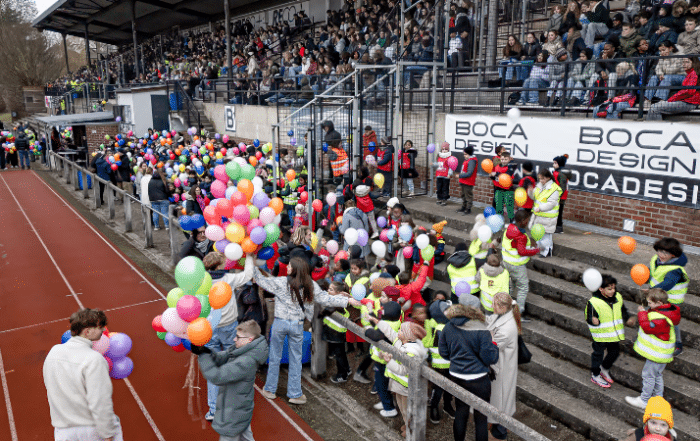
[507,107,521,120]
[345,228,358,245]
[477,225,492,243]
[415,234,430,250]
[369,272,380,283]
[371,240,387,258]
[273,214,282,225]
[582,268,603,292]
[252,177,264,192]
[224,243,243,261]
[234,157,247,167]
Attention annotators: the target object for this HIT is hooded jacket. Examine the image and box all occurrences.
[650,254,688,291]
[198,336,269,438]
[353,184,374,212]
[446,249,474,269]
[397,264,429,312]
[474,262,506,284]
[504,224,540,258]
[15,132,29,150]
[339,207,370,255]
[438,304,499,377]
[638,303,682,342]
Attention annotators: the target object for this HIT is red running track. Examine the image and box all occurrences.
[0,170,324,441]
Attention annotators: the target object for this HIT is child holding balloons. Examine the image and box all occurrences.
[433,142,454,206]
[491,151,518,223]
[320,280,353,383]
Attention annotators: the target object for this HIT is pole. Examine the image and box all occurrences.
[476,0,487,105]
[486,0,498,67]
[62,33,71,75]
[392,2,405,199]
[520,0,527,43]
[352,72,360,182]
[130,0,140,80]
[84,23,91,68]
[224,0,232,80]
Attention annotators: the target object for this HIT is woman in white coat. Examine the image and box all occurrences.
[528,168,561,257]
[486,292,521,441]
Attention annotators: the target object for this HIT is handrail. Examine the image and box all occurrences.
[168,80,201,130]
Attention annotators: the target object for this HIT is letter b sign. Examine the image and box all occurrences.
[225,106,236,132]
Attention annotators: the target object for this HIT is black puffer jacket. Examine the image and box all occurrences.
[438,304,499,376]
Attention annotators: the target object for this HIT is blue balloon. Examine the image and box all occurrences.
[487,214,504,233]
[181,339,192,351]
[368,145,375,152]
[275,154,280,162]
[483,207,496,217]
[216,158,224,165]
[368,141,376,147]
[322,143,328,153]
[351,284,367,301]
[190,214,205,230]
[287,130,294,137]
[386,229,396,240]
[61,330,72,344]
[398,225,413,242]
[207,308,223,328]
[258,246,275,260]
[253,139,260,147]
[179,214,192,231]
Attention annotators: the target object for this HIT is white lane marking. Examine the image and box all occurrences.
[124,379,166,441]
[253,384,316,441]
[0,349,18,441]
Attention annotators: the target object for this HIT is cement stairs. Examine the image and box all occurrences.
[400,196,700,441]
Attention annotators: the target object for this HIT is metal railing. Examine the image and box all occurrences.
[166,81,202,130]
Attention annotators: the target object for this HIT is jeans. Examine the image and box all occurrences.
[645,75,685,101]
[503,261,529,313]
[640,359,666,402]
[205,320,238,414]
[374,362,395,410]
[594,101,632,119]
[452,375,491,441]
[219,424,255,441]
[674,324,682,349]
[499,58,527,81]
[265,318,304,399]
[582,22,608,47]
[380,170,393,195]
[646,100,697,120]
[403,66,429,87]
[591,341,620,376]
[151,200,170,228]
[491,424,508,440]
[522,78,549,103]
[18,150,30,168]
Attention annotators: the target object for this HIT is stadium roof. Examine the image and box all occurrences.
[32,0,281,45]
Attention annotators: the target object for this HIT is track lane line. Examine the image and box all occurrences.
[0,349,18,441]
[253,385,315,441]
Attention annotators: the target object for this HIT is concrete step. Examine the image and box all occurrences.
[516,370,634,441]
[521,345,700,441]
[521,319,700,418]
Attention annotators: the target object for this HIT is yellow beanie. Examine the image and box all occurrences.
[432,220,447,234]
[644,396,673,430]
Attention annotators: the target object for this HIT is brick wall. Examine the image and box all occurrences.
[86,124,120,154]
[416,166,700,248]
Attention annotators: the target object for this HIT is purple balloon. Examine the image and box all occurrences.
[250,227,267,245]
[106,333,132,359]
[252,192,270,210]
[110,356,134,380]
[377,216,387,228]
[357,229,369,247]
[216,239,230,251]
[164,332,182,347]
[455,281,471,296]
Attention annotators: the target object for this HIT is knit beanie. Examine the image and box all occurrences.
[371,276,396,296]
[383,286,401,301]
[382,301,402,321]
[554,154,568,168]
[385,265,401,279]
[432,220,447,234]
[464,146,474,155]
[400,321,427,342]
[644,396,674,430]
[441,141,450,150]
[459,293,481,309]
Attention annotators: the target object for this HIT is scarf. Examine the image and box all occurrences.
[195,238,210,255]
[196,195,207,212]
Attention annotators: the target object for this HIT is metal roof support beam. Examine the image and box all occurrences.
[224,0,231,80]
[130,0,139,79]
[84,22,91,67]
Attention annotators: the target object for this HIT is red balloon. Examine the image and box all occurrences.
[299,191,308,204]
[216,199,233,218]
[255,151,263,160]
[334,250,349,263]
[203,206,219,225]
[169,154,175,160]
[151,315,166,333]
[172,343,186,352]
[231,192,247,206]
[312,199,323,212]
[220,148,227,156]
[110,164,118,171]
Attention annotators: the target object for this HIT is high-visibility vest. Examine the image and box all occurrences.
[323,309,349,333]
[424,320,450,369]
[360,294,382,327]
[330,147,349,177]
[649,256,688,305]
[533,183,561,218]
[469,238,490,259]
[345,274,369,291]
[479,269,510,312]
[370,320,402,364]
[633,312,676,364]
[401,152,411,170]
[502,230,531,266]
[282,184,299,206]
[385,341,419,387]
[585,294,625,342]
[447,258,479,294]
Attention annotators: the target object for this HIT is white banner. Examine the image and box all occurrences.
[445,114,700,208]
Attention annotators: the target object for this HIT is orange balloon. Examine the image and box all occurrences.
[269,197,284,215]
[336,216,343,224]
[187,318,213,345]
[240,237,258,254]
[175,148,181,156]
[114,153,120,161]
[181,208,187,215]
[481,159,494,174]
[286,169,296,182]
[209,282,233,309]
[157,161,164,168]
[238,180,254,201]
[498,173,512,189]
[160,139,165,146]
[166,139,172,145]
[193,135,199,141]
[618,236,636,255]
[631,264,650,286]
[249,156,258,167]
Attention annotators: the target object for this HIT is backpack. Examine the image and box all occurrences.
[236,283,266,330]
[590,78,608,107]
[508,91,521,105]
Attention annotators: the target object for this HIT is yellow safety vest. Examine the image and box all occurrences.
[345,274,370,291]
[385,341,418,388]
[323,309,349,333]
[633,312,676,364]
[478,269,510,312]
[447,258,479,294]
[649,255,688,305]
[501,230,531,266]
[425,321,450,369]
[360,294,382,327]
[532,183,561,218]
[370,320,401,364]
[469,238,490,259]
[585,294,625,342]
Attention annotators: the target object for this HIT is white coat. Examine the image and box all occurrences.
[528,179,560,234]
[140,174,151,206]
[486,308,519,419]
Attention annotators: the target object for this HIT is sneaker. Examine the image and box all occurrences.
[379,409,398,418]
[288,394,307,405]
[456,207,466,213]
[373,402,384,410]
[591,374,611,388]
[555,226,564,234]
[440,201,447,206]
[436,200,442,205]
[673,345,683,357]
[443,404,456,419]
[599,368,614,384]
[154,227,160,231]
[204,410,215,421]
[330,374,348,384]
[165,227,170,231]
[260,390,276,400]
[516,100,525,106]
[430,406,441,424]
[525,102,538,106]
[353,370,372,384]
[408,192,415,196]
[370,385,378,395]
[464,209,471,215]
[520,314,532,323]
[625,395,647,409]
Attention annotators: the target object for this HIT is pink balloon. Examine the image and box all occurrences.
[210,180,227,199]
[326,192,337,206]
[176,295,202,322]
[446,156,458,171]
[104,355,113,373]
[232,205,250,225]
[161,308,189,335]
[92,334,110,355]
[246,219,263,235]
[232,147,240,155]
[173,194,180,202]
[205,225,225,242]
[222,135,229,144]
[259,207,276,225]
[213,165,228,182]
[326,240,339,255]
[379,230,389,243]
[403,247,414,259]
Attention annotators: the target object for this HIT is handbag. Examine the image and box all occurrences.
[517,335,532,364]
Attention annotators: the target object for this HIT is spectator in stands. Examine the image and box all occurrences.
[563,19,587,60]
[637,10,654,39]
[596,41,623,99]
[583,0,610,47]
[645,41,686,103]
[620,22,644,57]
[647,56,700,119]
[671,1,690,34]
[519,50,551,105]
[546,5,565,36]
[677,16,700,54]
[546,48,571,107]
[448,30,463,68]
[650,18,679,53]
[560,1,582,39]
[499,35,525,82]
[565,48,597,106]
[594,61,640,118]
[542,30,564,59]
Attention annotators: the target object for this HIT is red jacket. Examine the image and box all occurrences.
[459,156,478,186]
[492,163,515,190]
[505,224,540,257]
[668,69,700,105]
[638,303,681,342]
[398,264,429,313]
[553,170,568,200]
[354,184,374,213]
[518,175,536,209]
[435,156,450,178]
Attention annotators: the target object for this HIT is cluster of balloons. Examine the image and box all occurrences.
[60,329,134,379]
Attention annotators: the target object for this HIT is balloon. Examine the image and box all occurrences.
[398,225,413,242]
[258,246,275,260]
[105,355,114,372]
[530,224,545,241]
[177,295,202,322]
[415,234,430,250]
[238,180,254,201]
[174,257,206,295]
[196,294,212,318]
[371,241,386,258]
[226,161,241,180]
[421,244,435,261]
[377,216,387,228]
[263,224,280,246]
[483,206,496,217]
[631,264,650,286]
[487,215,504,233]
[334,250,349,263]
[455,281,471,297]
[498,173,512,189]
[205,225,225,242]
[216,199,233,219]
[507,107,521,119]
[427,143,436,153]
[299,191,308,204]
[326,240,339,255]
[252,192,270,210]
[164,333,182,347]
[386,229,395,241]
[618,236,636,255]
[357,229,369,247]
[156,331,166,340]
[241,237,258,254]
[240,164,256,181]
[312,199,323,212]
[188,318,213,345]
[247,205,259,220]
[250,227,267,245]
[379,229,389,242]
[92,334,110,354]
[211,180,227,199]
[213,165,228,182]
[106,333,132,359]
[326,192,337,206]
[514,187,528,206]
[231,191,247,206]
[582,268,603,292]
[481,159,494,174]
[446,156,458,171]
[258,207,274,225]
[166,287,185,308]
[477,225,492,243]
[224,243,243,261]
[351,284,367,301]
[269,198,284,215]
[232,205,251,225]
[110,357,134,379]
[222,135,229,143]
[402,247,413,259]
[254,139,260,147]
[373,173,385,188]
[345,228,358,245]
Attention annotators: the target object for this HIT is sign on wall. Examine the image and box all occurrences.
[445,114,700,209]
[224,106,236,132]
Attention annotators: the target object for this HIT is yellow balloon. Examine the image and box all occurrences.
[310,232,318,250]
[216,152,223,159]
[225,223,245,244]
[514,187,528,207]
[179,164,185,172]
[373,173,385,188]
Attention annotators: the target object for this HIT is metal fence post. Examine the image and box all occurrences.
[107,185,115,219]
[124,197,133,232]
[73,165,80,191]
[310,303,327,379]
[144,206,154,248]
[560,62,570,117]
[499,74,506,114]
[64,160,70,183]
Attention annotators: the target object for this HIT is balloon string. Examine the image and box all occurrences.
[182,353,205,428]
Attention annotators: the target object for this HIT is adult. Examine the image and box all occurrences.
[194,320,269,441]
[322,120,349,186]
[92,152,113,205]
[529,168,562,258]
[139,165,152,206]
[338,199,371,257]
[376,136,394,197]
[178,225,214,260]
[439,300,499,441]
[583,0,610,47]
[43,309,123,441]
[647,57,700,120]
[115,150,131,201]
[134,162,148,199]
[645,42,685,103]
[486,293,521,441]
[15,130,30,170]
[183,185,208,215]
[148,169,171,230]
[252,257,361,404]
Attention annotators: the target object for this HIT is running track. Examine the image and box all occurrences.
[0,170,323,441]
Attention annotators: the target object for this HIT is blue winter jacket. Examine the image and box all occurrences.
[439,308,499,376]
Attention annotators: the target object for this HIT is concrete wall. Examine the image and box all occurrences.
[202,102,278,141]
[23,88,46,115]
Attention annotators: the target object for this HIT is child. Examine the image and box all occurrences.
[468,214,492,268]
[585,275,635,388]
[624,396,676,441]
[502,210,541,319]
[345,259,371,354]
[648,238,688,356]
[517,161,536,212]
[333,259,351,283]
[321,281,353,383]
[434,141,453,206]
[625,288,681,409]
[491,151,518,222]
[352,179,380,238]
[339,199,370,256]
[475,254,510,314]
[552,155,570,233]
[396,261,430,314]
[446,242,479,304]
[363,125,377,156]
[431,221,447,264]
[457,146,478,214]
[291,203,308,233]
[490,145,505,209]
[400,140,419,196]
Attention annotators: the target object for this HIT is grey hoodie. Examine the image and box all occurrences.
[475,262,506,284]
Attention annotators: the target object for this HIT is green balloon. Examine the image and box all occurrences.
[195,272,212,296]
[421,244,435,262]
[263,224,280,247]
[226,162,241,180]
[174,256,206,295]
[203,155,210,164]
[196,294,211,318]
[530,224,545,242]
[248,205,259,219]
[133,166,138,173]
[156,331,166,340]
[240,164,256,181]
[166,287,185,308]
[179,155,187,164]
[199,147,206,155]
